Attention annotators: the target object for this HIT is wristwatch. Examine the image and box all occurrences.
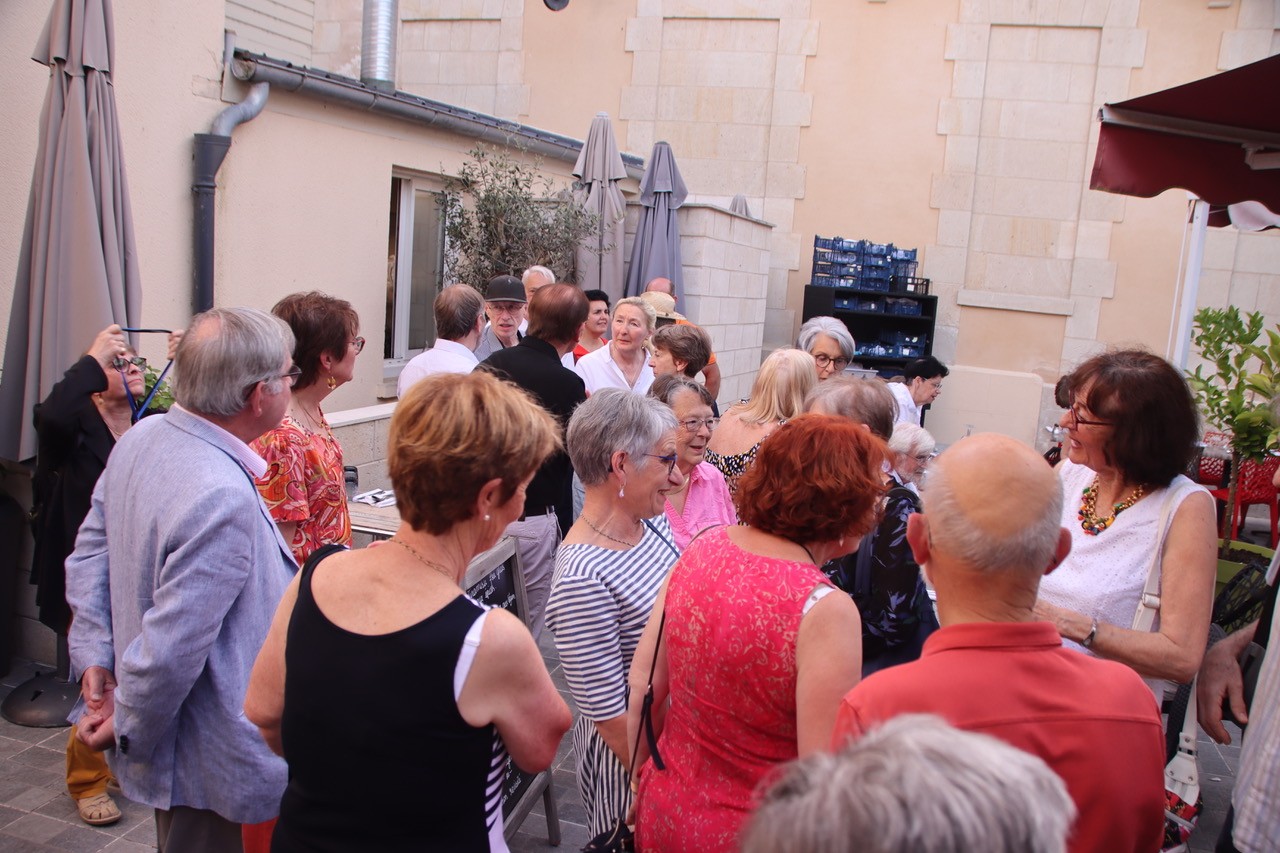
[1081,617,1099,649]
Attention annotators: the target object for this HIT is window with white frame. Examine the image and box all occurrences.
[384,174,446,383]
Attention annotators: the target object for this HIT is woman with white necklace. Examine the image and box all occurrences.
[1034,350,1217,701]
[32,323,179,828]
[252,292,362,566]
[544,389,682,840]
[575,297,657,395]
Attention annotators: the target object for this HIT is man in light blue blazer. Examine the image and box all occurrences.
[66,307,299,852]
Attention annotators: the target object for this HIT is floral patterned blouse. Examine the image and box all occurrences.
[252,413,351,565]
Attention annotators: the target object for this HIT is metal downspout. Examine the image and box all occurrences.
[192,38,270,313]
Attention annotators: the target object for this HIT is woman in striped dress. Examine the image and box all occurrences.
[545,390,683,838]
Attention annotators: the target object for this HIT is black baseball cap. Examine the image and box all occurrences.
[486,275,526,303]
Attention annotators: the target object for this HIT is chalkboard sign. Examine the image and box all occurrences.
[462,538,560,844]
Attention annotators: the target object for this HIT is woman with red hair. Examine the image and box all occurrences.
[625,414,884,852]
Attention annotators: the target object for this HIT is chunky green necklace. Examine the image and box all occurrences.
[1078,477,1144,535]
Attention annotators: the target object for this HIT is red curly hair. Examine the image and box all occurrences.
[736,413,887,543]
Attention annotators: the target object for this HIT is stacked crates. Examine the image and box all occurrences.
[811,236,929,295]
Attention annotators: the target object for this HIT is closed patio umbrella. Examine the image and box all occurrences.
[573,112,628,303]
[624,141,688,302]
[0,0,139,726]
[730,194,753,218]
[0,0,141,464]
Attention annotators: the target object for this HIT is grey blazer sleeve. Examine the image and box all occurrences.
[65,475,116,684]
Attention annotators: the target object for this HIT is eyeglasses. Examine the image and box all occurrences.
[350,337,366,354]
[646,453,679,477]
[280,366,303,387]
[913,453,933,464]
[1066,404,1111,428]
[813,354,851,370]
[488,303,523,317]
[112,356,147,371]
[679,417,719,433]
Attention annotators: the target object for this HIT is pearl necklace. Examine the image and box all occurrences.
[583,515,641,548]
[1078,476,1145,536]
[387,536,460,582]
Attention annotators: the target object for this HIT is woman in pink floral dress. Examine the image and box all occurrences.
[626,414,885,852]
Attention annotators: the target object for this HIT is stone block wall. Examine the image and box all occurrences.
[624,201,773,407]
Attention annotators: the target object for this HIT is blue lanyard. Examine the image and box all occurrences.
[123,359,174,423]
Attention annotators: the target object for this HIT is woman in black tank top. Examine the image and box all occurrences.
[245,372,572,851]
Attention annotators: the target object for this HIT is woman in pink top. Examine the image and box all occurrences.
[649,375,736,550]
[626,415,884,852]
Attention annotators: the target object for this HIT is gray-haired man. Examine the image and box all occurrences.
[67,307,297,852]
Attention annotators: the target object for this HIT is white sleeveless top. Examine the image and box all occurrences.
[1039,459,1206,698]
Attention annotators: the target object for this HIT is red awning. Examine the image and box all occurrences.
[1090,54,1280,217]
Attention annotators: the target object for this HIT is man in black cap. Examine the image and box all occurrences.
[473,274,526,362]
[480,284,589,641]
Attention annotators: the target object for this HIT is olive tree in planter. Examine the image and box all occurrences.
[1185,306,1280,544]
[439,145,601,293]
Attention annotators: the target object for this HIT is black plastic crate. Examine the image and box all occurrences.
[888,246,918,262]
[891,276,931,295]
[898,344,925,359]
[862,241,892,257]
[812,273,837,287]
[814,236,839,250]
[854,297,885,312]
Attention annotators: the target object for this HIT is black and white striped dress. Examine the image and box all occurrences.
[544,516,679,837]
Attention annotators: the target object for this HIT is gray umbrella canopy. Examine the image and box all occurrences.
[730,194,753,218]
[623,141,688,303]
[572,112,628,303]
[0,0,140,462]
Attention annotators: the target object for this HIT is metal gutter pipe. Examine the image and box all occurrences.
[192,80,269,312]
[232,52,646,180]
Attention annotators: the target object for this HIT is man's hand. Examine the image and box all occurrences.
[1197,623,1256,745]
[87,325,128,373]
[81,666,117,716]
[166,329,185,361]
[78,713,116,751]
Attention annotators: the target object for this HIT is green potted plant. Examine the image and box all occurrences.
[439,144,601,292]
[1186,306,1280,567]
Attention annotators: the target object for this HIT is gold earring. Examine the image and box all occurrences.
[326,375,337,389]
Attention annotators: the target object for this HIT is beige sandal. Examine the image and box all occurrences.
[77,792,121,826]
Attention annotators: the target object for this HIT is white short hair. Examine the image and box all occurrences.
[797,316,856,361]
[567,388,677,486]
[744,715,1075,853]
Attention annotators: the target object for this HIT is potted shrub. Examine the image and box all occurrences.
[1186,306,1280,555]
[439,144,601,292]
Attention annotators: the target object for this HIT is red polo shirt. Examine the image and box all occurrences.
[833,621,1165,853]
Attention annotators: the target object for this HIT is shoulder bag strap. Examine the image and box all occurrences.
[1132,481,1192,632]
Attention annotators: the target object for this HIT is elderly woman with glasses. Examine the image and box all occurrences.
[798,316,856,381]
[805,378,940,676]
[251,291,364,566]
[649,375,736,551]
[889,423,936,494]
[627,415,880,852]
[544,389,682,839]
[1034,350,1216,701]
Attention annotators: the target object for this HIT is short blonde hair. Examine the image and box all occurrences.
[390,371,560,534]
[613,296,657,333]
[733,348,818,427]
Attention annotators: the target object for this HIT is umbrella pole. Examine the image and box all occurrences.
[1170,199,1209,369]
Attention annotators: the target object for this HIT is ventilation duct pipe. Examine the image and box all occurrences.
[361,0,399,93]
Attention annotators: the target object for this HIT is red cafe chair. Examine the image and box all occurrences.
[1210,454,1280,547]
